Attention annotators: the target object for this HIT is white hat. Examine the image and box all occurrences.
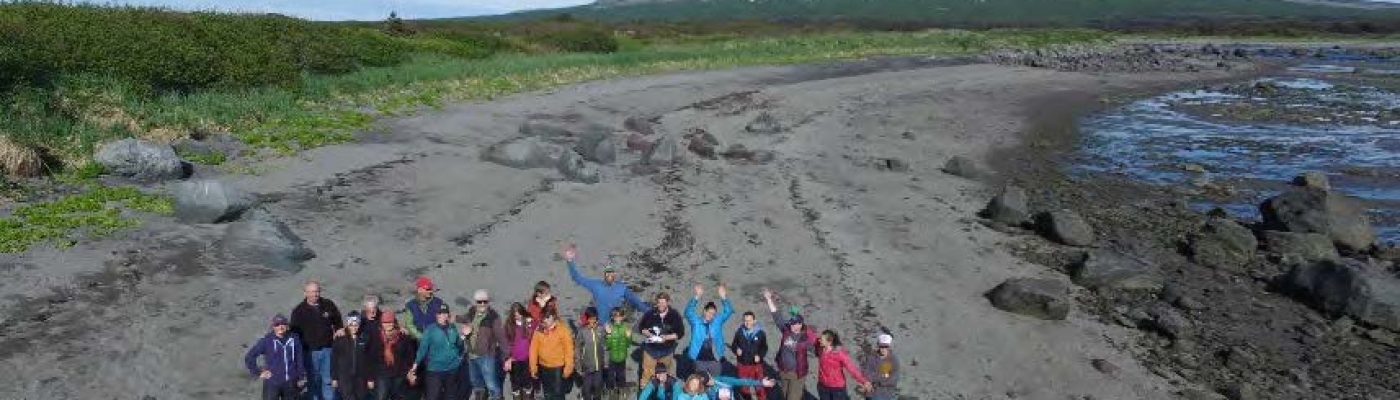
[474,289,490,302]
[717,388,733,399]
[877,333,893,347]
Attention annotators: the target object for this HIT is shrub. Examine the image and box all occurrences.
[534,27,621,53]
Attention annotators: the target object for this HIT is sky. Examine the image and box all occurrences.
[110,0,594,20]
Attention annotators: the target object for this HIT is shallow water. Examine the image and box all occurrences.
[1075,73,1400,244]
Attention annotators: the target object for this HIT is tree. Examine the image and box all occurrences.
[384,11,413,36]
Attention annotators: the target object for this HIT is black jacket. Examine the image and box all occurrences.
[331,333,373,387]
[291,299,344,350]
[730,326,768,366]
[635,307,685,358]
[367,329,418,379]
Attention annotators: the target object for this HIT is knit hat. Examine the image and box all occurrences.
[345,311,362,326]
[877,333,893,347]
[416,276,435,291]
[717,388,733,399]
[788,313,805,326]
[270,314,289,327]
[602,264,617,273]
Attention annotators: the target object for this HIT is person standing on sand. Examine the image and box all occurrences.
[763,288,817,400]
[636,292,685,389]
[402,277,446,339]
[857,334,898,400]
[814,331,872,400]
[730,311,769,400]
[603,308,636,400]
[685,283,733,378]
[368,311,417,400]
[462,290,509,400]
[291,280,344,400]
[244,314,306,400]
[504,302,538,400]
[564,244,651,321]
[528,308,575,400]
[332,312,374,400]
[410,303,465,400]
[575,307,609,400]
[527,281,559,322]
[360,295,382,338]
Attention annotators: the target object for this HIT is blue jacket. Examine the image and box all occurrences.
[244,332,305,386]
[402,297,446,338]
[684,298,733,361]
[569,260,650,319]
[414,322,465,372]
[638,376,763,400]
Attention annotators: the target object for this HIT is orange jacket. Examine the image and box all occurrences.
[529,323,575,378]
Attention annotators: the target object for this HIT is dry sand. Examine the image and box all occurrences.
[0,57,1245,400]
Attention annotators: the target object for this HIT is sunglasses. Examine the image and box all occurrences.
[476,300,489,304]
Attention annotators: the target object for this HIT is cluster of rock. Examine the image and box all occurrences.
[980,44,1238,73]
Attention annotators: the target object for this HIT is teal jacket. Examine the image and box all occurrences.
[639,376,763,400]
[684,298,733,361]
[414,322,464,372]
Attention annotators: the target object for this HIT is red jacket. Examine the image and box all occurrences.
[817,347,869,389]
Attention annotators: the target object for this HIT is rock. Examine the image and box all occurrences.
[483,137,551,169]
[981,186,1030,227]
[941,155,983,179]
[1036,210,1095,247]
[749,150,776,164]
[519,119,572,138]
[1146,305,1194,339]
[744,112,783,134]
[874,158,909,172]
[687,131,719,159]
[1224,383,1258,400]
[1365,328,1398,347]
[1188,218,1258,271]
[1280,259,1400,332]
[557,150,601,184]
[173,180,254,224]
[986,278,1071,320]
[94,139,189,182]
[1181,163,1208,173]
[623,116,656,136]
[173,135,245,160]
[1292,172,1330,190]
[625,133,654,153]
[218,208,315,272]
[645,135,682,166]
[574,131,616,165]
[1072,250,1163,292]
[1260,188,1376,254]
[1090,359,1120,377]
[1176,296,1206,311]
[1263,231,1339,263]
[720,144,753,160]
[1182,388,1227,400]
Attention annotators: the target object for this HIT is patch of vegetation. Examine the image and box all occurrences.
[175,148,227,166]
[533,27,622,53]
[0,185,172,253]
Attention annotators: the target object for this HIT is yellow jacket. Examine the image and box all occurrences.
[529,323,575,378]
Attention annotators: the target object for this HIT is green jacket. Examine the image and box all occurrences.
[605,321,634,363]
[414,322,464,372]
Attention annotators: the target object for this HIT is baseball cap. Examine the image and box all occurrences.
[416,276,435,291]
[436,303,450,314]
[717,388,733,399]
[877,333,893,347]
[602,264,617,273]
[474,289,490,302]
[655,363,668,374]
[270,314,289,327]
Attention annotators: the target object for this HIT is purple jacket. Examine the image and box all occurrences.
[244,332,306,386]
[507,319,537,362]
[772,311,818,376]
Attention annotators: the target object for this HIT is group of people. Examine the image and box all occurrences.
[244,245,900,400]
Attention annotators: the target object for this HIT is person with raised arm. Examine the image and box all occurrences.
[763,288,818,400]
[684,283,734,378]
[564,244,651,321]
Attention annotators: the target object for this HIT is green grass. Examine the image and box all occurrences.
[175,148,227,166]
[0,185,172,253]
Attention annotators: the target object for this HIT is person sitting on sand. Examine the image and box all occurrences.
[528,281,559,322]
[730,311,769,400]
[243,314,305,400]
[368,311,417,400]
[637,363,678,400]
[504,302,538,400]
[763,288,818,400]
[529,308,575,400]
[702,372,777,400]
[814,330,872,400]
[685,283,734,378]
[290,280,343,400]
[401,277,445,339]
[410,303,465,400]
[857,333,898,400]
[332,312,374,400]
[564,244,651,321]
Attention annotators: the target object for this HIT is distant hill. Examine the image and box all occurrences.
[498,0,1400,26]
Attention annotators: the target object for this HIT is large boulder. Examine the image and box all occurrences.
[1263,231,1339,263]
[646,135,682,166]
[623,116,656,136]
[625,133,654,153]
[1260,188,1376,254]
[484,137,551,169]
[986,278,1071,320]
[687,131,720,159]
[1072,250,1164,292]
[173,180,254,224]
[1145,305,1194,339]
[1036,210,1095,247]
[557,150,601,184]
[575,131,617,165]
[1292,172,1330,190]
[218,208,315,272]
[94,139,189,182]
[941,155,983,179]
[745,112,783,134]
[981,186,1031,227]
[1279,260,1400,332]
[1188,218,1258,271]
